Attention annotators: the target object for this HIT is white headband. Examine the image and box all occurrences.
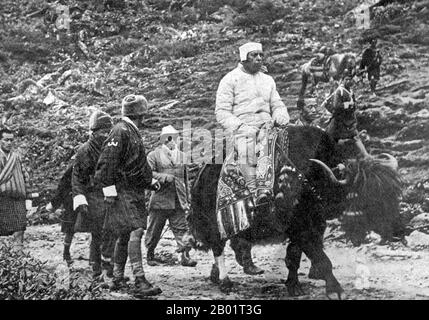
[239,42,263,61]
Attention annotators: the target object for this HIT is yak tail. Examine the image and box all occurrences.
[341,157,405,245]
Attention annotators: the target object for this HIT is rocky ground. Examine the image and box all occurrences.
[0,0,428,300]
[19,223,429,300]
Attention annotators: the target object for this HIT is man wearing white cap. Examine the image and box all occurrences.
[216,41,290,275]
[216,41,290,194]
[144,125,197,267]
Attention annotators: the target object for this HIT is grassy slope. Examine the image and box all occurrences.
[0,0,428,224]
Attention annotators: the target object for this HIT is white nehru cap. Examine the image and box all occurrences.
[161,125,179,136]
[239,42,263,61]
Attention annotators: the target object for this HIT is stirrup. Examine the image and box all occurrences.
[255,193,272,208]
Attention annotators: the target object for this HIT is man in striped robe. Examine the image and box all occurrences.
[0,127,32,250]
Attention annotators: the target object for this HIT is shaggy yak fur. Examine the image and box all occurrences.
[189,125,403,299]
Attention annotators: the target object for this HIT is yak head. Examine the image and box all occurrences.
[310,153,404,245]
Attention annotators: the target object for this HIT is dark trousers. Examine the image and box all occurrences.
[144,208,189,254]
[89,231,115,273]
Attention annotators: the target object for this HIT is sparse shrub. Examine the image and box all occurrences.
[233,0,288,28]
[104,37,148,57]
[371,3,410,26]
[155,39,201,61]
[0,241,104,300]
[196,0,250,18]
[147,0,172,10]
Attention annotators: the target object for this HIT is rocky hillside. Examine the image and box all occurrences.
[0,0,428,232]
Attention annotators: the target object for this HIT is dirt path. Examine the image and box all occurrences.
[24,224,429,300]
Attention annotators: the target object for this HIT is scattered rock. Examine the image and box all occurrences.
[365,231,382,244]
[43,91,68,109]
[409,213,429,230]
[210,5,238,25]
[58,69,81,86]
[405,231,429,249]
[370,247,421,260]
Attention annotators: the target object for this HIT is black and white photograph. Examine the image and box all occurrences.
[0,0,428,306]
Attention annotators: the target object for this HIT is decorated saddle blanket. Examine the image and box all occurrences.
[215,126,280,239]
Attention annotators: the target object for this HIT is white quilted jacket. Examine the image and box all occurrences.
[215,64,289,131]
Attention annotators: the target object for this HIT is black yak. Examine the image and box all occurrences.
[189,125,401,299]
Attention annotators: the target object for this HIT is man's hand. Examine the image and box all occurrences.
[76,204,89,216]
[104,197,116,205]
[165,174,175,183]
[159,173,175,184]
[273,112,289,127]
[46,202,54,212]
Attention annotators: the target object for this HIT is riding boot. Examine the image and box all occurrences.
[63,232,73,266]
[134,276,162,297]
[178,249,197,267]
[147,249,168,266]
[241,242,264,275]
[63,245,72,266]
[146,250,159,266]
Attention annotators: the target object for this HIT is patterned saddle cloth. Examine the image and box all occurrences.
[215,126,282,239]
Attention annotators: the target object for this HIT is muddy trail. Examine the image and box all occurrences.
[23,224,429,300]
[0,0,428,300]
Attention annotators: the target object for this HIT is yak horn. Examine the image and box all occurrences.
[309,159,348,186]
[378,153,398,171]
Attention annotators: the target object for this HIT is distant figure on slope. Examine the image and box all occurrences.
[359,38,382,96]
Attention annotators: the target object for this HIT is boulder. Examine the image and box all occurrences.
[43,91,68,109]
[396,120,429,141]
[409,213,429,230]
[409,90,426,99]
[405,230,429,249]
[58,69,81,86]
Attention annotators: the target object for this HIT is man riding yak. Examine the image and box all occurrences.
[189,41,403,299]
[214,41,290,275]
[322,70,370,160]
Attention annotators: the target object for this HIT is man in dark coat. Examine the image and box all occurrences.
[46,161,75,266]
[144,125,197,267]
[359,38,382,95]
[323,74,370,159]
[72,110,116,280]
[93,94,161,297]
